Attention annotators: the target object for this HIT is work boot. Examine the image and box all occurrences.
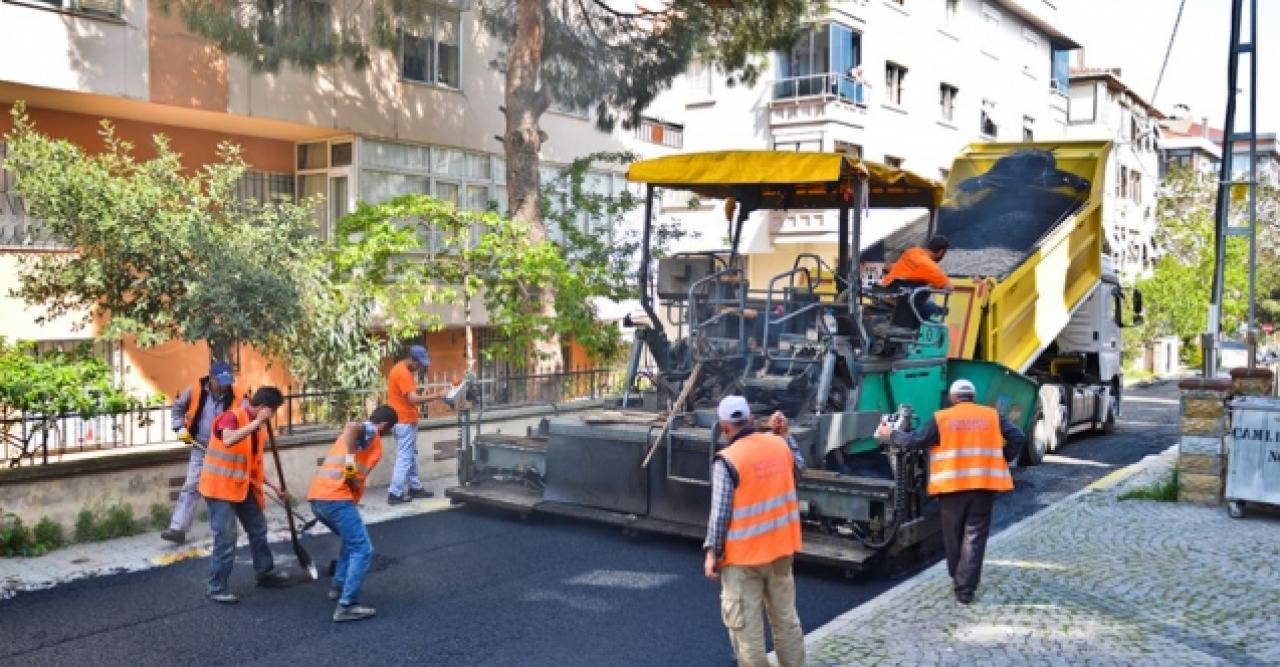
[387,493,411,506]
[256,569,291,588]
[408,487,434,499]
[160,529,186,544]
[333,603,377,622]
[207,591,239,604]
[955,590,975,604]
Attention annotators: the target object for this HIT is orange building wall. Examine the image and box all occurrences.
[0,103,294,173]
[147,0,231,112]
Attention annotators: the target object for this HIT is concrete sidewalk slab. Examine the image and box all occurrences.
[804,446,1280,666]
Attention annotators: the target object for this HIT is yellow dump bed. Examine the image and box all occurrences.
[938,141,1112,372]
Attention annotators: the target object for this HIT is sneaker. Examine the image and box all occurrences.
[207,590,239,604]
[955,590,975,604]
[328,586,342,601]
[387,493,411,506]
[256,570,291,588]
[333,603,377,622]
[160,529,186,544]
[408,488,435,499]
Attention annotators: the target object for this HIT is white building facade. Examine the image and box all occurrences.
[1065,68,1164,282]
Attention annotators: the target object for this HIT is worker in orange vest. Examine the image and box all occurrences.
[305,404,397,623]
[162,361,245,544]
[198,386,289,604]
[703,396,806,667]
[881,234,953,321]
[876,379,1026,603]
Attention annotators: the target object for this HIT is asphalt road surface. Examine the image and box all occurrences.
[0,381,1179,667]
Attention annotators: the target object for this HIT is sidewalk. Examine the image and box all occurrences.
[0,472,457,601]
[805,446,1280,666]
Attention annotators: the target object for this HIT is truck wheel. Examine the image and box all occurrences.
[1023,409,1050,466]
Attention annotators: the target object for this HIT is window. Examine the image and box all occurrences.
[980,102,998,137]
[330,142,353,168]
[401,5,462,88]
[0,141,61,248]
[297,142,329,170]
[1023,116,1035,141]
[636,117,684,148]
[834,141,863,159]
[885,63,908,106]
[234,171,295,208]
[1050,46,1071,94]
[686,60,715,98]
[774,140,823,152]
[939,83,958,122]
[884,155,904,168]
[944,0,959,26]
[774,22,865,104]
[981,3,1001,50]
[1022,28,1040,76]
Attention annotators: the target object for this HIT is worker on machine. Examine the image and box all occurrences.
[875,379,1025,604]
[703,396,806,667]
[306,405,397,623]
[881,234,952,322]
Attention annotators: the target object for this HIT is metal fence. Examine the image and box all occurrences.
[1,367,623,467]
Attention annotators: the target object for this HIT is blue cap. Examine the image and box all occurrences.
[210,361,235,387]
[409,345,431,367]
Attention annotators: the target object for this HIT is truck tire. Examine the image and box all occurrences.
[1023,409,1051,466]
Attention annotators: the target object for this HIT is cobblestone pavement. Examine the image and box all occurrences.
[805,446,1280,666]
[0,472,456,600]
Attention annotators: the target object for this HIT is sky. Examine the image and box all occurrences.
[1061,0,1279,132]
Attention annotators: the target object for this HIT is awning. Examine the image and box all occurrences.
[626,151,944,210]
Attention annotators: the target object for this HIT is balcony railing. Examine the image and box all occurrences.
[772,73,869,107]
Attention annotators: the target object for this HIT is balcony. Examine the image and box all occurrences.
[769,73,870,130]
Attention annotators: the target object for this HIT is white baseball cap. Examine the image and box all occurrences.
[717,395,752,422]
[949,379,976,397]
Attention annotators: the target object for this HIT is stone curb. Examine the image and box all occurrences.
[801,445,1178,650]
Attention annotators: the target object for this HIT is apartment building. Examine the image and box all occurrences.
[0,0,648,398]
[1222,133,1280,188]
[1066,67,1164,282]
[1159,108,1223,179]
[644,0,1080,281]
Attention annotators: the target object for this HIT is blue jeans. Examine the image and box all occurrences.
[311,500,373,607]
[387,423,424,497]
[206,497,275,594]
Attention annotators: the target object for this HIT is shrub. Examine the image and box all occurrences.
[32,518,65,550]
[74,509,97,543]
[149,503,169,531]
[74,503,148,542]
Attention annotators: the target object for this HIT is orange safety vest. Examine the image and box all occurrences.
[881,246,948,289]
[718,432,803,567]
[306,427,384,504]
[928,402,1014,495]
[183,379,239,432]
[197,407,266,508]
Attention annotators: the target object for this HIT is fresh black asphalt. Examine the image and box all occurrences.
[0,382,1179,667]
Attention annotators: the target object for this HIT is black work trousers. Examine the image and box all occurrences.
[938,490,997,596]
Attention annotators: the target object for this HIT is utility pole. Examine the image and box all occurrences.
[1205,0,1260,377]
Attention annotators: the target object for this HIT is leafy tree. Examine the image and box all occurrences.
[1131,166,1280,364]
[157,0,811,370]
[3,106,422,420]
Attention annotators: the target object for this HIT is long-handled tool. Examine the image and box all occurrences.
[265,422,318,580]
[640,362,702,468]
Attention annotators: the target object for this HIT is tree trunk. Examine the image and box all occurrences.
[504,0,563,377]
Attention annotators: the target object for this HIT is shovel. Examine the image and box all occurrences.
[265,422,319,581]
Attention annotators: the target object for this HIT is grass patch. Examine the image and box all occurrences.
[1119,469,1179,502]
[149,503,169,531]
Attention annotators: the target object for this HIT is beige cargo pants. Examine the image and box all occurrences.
[719,555,806,667]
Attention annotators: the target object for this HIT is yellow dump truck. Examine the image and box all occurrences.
[869,140,1143,464]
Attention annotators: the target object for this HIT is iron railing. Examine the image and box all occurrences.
[772,73,869,106]
[1,367,623,467]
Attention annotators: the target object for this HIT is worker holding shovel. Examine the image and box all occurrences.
[198,386,290,604]
[305,405,397,622]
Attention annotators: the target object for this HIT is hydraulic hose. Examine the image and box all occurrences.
[852,445,908,550]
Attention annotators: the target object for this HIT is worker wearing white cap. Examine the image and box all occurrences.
[702,395,807,667]
[876,378,1026,603]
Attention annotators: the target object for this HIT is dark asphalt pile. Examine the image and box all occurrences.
[935,190,1083,279]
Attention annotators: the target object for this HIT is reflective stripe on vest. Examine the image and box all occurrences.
[928,402,1013,495]
[306,428,383,504]
[719,432,803,568]
[197,408,265,507]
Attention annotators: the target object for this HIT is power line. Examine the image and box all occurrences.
[1151,0,1188,105]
